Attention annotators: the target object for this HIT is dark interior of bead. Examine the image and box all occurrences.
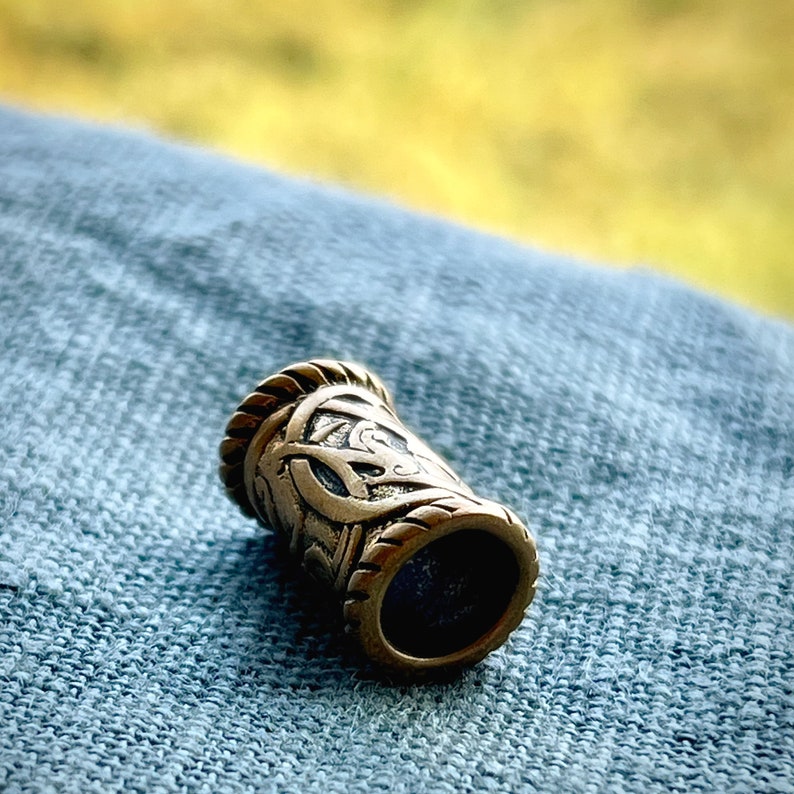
[380,529,519,659]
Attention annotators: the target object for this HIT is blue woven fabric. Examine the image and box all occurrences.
[1,105,793,793]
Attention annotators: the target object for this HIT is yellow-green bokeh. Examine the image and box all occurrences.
[1,0,792,317]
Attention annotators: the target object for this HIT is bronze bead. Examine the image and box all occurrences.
[219,360,539,675]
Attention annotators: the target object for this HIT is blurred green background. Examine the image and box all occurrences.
[1,0,792,317]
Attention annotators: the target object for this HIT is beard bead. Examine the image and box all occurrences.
[219,360,539,676]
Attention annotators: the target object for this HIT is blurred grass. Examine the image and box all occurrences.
[0,0,792,317]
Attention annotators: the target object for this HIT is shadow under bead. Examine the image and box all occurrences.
[219,359,539,676]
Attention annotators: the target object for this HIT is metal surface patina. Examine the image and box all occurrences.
[219,360,539,675]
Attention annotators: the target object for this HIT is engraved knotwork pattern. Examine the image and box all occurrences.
[218,359,393,517]
[253,385,473,588]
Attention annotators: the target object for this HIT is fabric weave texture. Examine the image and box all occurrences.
[1,106,793,793]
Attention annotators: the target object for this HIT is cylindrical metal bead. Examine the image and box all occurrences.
[219,360,539,675]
